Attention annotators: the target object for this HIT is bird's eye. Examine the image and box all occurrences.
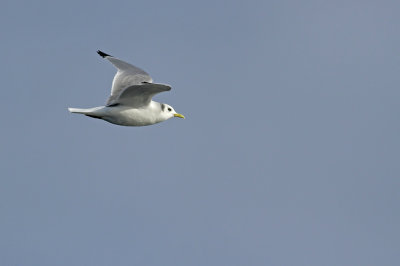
[168,108,172,111]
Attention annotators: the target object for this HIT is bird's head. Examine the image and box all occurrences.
[161,103,185,120]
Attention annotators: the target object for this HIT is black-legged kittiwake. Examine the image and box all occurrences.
[68,50,185,126]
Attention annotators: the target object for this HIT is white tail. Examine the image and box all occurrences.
[68,108,90,114]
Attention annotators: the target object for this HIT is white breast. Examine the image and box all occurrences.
[101,102,165,126]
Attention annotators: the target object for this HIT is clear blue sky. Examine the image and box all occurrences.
[1,0,399,265]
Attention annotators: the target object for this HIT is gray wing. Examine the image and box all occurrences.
[97,50,153,104]
[109,83,171,107]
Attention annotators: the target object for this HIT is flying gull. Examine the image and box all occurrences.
[68,50,184,126]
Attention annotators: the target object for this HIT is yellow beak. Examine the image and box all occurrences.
[174,113,185,119]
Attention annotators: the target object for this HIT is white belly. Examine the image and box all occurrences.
[101,106,162,126]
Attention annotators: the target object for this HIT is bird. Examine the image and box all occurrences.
[68,50,185,126]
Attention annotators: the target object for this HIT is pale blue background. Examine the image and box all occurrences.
[1,0,399,265]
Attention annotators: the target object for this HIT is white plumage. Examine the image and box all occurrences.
[68,50,184,126]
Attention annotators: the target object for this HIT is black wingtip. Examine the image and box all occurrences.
[97,50,111,58]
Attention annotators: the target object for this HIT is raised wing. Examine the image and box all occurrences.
[109,83,171,107]
[97,50,153,104]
